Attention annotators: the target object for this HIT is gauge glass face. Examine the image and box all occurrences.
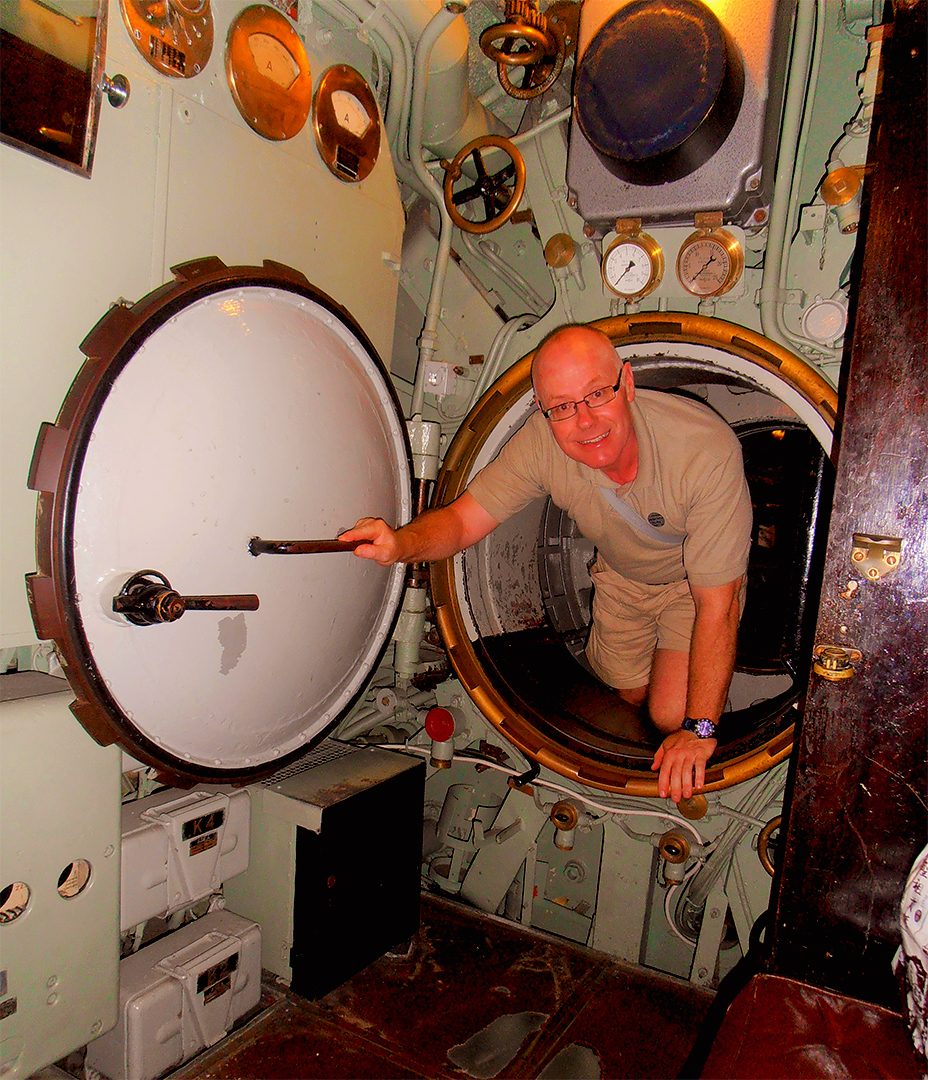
[248,32,300,90]
[603,240,655,297]
[331,89,371,137]
[678,237,732,296]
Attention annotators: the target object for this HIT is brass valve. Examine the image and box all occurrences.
[658,830,690,864]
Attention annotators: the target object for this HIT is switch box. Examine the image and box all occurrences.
[84,910,261,1080]
[120,787,250,931]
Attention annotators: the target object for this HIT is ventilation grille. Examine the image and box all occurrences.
[261,739,357,785]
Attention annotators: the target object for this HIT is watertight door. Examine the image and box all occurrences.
[27,258,411,785]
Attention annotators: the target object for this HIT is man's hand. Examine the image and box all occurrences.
[339,517,401,565]
[651,730,717,803]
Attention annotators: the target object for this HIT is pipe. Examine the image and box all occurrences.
[759,0,838,361]
[384,0,506,158]
[312,0,409,148]
[470,313,538,402]
[460,232,548,315]
[408,5,462,418]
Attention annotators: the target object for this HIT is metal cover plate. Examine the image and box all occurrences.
[27,260,411,783]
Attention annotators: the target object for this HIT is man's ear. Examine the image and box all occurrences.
[623,361,636,403]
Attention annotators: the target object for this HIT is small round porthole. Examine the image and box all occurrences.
[0,880,31,923]
[57,859,92,899]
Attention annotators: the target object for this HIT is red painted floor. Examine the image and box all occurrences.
[175,893,713,1080]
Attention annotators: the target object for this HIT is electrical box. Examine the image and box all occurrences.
[84,909,261,1080]
[224,740,425,998]
[120,787,251,931]
[567,0,793,228]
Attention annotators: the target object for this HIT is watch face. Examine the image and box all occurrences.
[684,717,717,738]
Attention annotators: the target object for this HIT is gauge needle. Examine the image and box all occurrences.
[616,260,637,282]
[696,254,717,276]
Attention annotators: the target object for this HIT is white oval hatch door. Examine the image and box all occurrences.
[27,259,411,784]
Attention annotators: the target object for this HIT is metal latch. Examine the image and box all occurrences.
[850,534,902,580]
[812,644,862,681]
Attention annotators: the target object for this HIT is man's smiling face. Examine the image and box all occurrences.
[532,327,638,483]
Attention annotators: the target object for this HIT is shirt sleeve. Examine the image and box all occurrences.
[466,413,550,524]
[681,436,753,589]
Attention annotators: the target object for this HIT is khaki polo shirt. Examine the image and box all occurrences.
[467,389,752,588]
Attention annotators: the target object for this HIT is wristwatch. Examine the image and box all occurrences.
[682,716,717,739]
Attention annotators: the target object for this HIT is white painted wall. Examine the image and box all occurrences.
[0,0,404,648]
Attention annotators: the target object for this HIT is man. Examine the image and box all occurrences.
[341,325,752,803]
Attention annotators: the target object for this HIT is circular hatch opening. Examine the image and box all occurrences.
[431,314,836,796]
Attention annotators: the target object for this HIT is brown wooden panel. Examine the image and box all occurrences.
[767,2,927,1007]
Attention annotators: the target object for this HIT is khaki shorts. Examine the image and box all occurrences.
[585,562,695,689]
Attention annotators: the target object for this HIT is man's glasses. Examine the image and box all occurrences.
[541,374,624,422]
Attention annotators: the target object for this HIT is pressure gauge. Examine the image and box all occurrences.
[676,226,744,298]
[313,66,381,183]
[226,5,312,141]
[601,231,663,300]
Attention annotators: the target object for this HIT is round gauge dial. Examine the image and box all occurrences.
[226,5,311,141]
[331,90,371,137]
[601,233,663,299]
[676,227,744,298]
[313,66,381,183]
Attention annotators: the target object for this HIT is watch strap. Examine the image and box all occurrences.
[682,716,717,739]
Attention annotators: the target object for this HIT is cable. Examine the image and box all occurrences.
[374,743,706,844]
[664,861,703,947]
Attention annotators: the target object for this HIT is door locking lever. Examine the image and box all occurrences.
[113,570,259,626]
[248,537,364,555]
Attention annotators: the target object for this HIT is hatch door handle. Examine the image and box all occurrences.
[113,570,259,626]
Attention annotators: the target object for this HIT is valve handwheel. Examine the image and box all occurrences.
[441,135,526,235]
[496,0,575,100]
[496,33,564,100]
[480,19,552,67]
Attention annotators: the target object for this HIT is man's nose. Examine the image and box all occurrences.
[574,401,595,428]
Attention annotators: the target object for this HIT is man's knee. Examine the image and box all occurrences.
[617,685,648,708]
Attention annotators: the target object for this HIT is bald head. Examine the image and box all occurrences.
[532,326,621,395]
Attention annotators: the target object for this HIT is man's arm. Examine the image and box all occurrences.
[340,491,499,566]
[651,576,742,802]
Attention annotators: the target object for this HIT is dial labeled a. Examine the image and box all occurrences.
[313,66,381,182]
[226,5,311,141]
[601,233,663,300]
[676,227,743,298]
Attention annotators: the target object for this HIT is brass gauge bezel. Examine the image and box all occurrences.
[676,225,744,298]
[120,0,214,79]
[312,65,381,183]
[226,5,311,141]
[601,230,664,300]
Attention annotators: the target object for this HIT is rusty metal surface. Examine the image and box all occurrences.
[768,3,927,1006]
